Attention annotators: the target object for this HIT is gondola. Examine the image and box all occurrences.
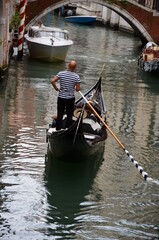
[46,77,107,161]
[138,41,159,72]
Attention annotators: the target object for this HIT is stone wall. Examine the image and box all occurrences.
[0,0,15,79]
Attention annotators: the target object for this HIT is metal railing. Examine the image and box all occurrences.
[134,0,159,11]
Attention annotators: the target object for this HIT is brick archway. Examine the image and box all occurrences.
[25,0,159,44]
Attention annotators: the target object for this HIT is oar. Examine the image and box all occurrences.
[79,90,153,182]
[73,105,86,144]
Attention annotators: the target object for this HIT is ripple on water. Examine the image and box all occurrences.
[0,15,159,240]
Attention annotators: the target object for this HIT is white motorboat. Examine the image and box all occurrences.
[24,25,73,62]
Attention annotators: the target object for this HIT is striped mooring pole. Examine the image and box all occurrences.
[17,0,26,60]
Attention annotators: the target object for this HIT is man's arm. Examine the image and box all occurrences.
[75,82,80,91]
[50,76,59,91]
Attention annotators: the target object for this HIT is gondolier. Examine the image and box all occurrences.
[50,60,81,130]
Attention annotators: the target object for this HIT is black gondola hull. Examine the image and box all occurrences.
[47,118,105,162]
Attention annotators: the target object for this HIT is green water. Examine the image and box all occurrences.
[0,14,159,240]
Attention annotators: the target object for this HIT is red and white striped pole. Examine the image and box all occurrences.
[17,0,27,60]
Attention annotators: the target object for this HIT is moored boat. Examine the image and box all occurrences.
[46,77,107,162]
[65,15,97,25]
[24,24,73,62]
[138,41,159,72]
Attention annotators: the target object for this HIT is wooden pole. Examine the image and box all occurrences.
[17,0,26,60]
[79,90,153,182]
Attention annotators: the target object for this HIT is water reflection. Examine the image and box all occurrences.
[0,14,159,240]
[44,150,104,238]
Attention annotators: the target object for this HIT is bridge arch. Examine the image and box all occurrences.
[25,0,154,44]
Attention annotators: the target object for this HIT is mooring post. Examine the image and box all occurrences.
[17,0,26,61]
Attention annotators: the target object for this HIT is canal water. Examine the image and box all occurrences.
[0,14,159,240]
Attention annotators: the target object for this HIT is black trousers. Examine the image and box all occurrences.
[56,97,75,130]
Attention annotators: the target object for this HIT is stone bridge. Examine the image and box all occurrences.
[25,0,159,44]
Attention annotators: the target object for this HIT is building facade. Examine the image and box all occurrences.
[0,0,16,79]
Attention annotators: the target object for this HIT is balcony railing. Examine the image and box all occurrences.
[134,0,159,11]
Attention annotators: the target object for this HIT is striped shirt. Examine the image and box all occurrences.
[56,70,81,99]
